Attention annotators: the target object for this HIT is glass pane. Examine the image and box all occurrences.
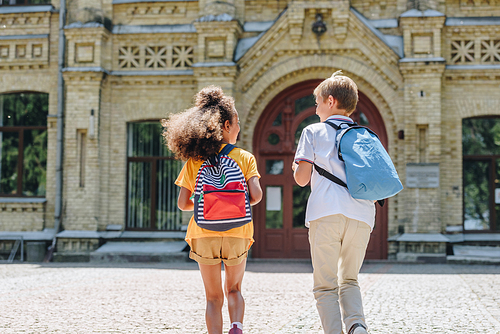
[496,159,500,231]
[0,131,19,195]
[359,112,370,126]
[295,94,315,115]
[268,133,280,145]
[295,115,319,146]
[0,93,48,127]
[22,129,47,196]
[156,159,183,231]
[293,185,310,228]
[463,118,500,156]
[266,160,284,175]
[127,161,152,229]
[128,122,173,157]
[463,160,490,230]
[266,186,283,229]
[272,113,282,126]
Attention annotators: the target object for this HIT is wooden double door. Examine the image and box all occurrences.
[252,80,388,259]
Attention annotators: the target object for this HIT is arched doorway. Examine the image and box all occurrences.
[252,80,388,259]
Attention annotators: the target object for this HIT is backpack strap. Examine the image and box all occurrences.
[207,144,235,166]
[219,144,235,156]
[324,120,356,130]
[313,164,348,189]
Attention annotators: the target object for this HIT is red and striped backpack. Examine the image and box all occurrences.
[192,144,252,231]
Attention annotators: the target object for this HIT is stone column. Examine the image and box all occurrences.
[193,13,241,96]
[395,9,448,262]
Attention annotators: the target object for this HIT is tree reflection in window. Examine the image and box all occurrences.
[463,118,500,156]
[0,93,48,197]
[295,94,316,115]
[295,115,319,147]
[462,117,500,231]
[463,160,490,230]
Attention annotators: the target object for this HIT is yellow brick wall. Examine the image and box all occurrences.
[350,0,408,19]
[102,79,196,227]
[442,71,500,231]
[445,0,500,17]
[61,72,103,231]
[0,202,46,231]
[112,1,199,26]
[244,0,288,22]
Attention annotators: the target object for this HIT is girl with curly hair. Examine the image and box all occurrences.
[162,86,262,334]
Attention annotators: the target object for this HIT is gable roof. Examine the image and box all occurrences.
[234,7,404,62]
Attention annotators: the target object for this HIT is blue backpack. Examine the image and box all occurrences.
[192,144,252,231]
[314,121,403,204]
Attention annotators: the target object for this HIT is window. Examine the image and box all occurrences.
[126,121,182,231]
[0,0,50,5]
[462,117,500,231]
[0,92,48,197]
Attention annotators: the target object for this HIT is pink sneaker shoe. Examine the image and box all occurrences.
[228,324,242,334]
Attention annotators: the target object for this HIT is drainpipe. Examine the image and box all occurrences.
[48,0,66,259]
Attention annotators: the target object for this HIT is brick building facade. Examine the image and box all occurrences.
[1,0,499,262]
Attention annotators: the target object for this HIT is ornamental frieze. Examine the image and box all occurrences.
[117,44,194,70]
[0,34,49,70]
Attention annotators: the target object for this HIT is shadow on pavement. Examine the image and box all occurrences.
[7,260,500,275]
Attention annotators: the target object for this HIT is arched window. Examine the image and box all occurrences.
[462,117,500,231]
[0,92,48,197]
[126,121,182,231]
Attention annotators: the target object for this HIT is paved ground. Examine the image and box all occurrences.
[1,261,500,333]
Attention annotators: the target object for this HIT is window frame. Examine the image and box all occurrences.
[0,92,48,198]
[125,120,182,231]
[462,116,500,233]
[462,155,500,233]
[0,0,51,6]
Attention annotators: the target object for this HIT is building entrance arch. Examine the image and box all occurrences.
[252,80,388,259]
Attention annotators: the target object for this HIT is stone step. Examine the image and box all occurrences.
[89,241,189,263]
[447,245,500,264]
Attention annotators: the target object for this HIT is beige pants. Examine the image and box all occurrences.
[309,214,371,334]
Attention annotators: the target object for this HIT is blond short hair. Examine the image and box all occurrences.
[313,71,359,115]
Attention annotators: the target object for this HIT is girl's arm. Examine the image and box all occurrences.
[247,176,263,206]
[178,187,194,211]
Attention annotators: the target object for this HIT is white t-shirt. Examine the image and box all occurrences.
[294,115,375,230]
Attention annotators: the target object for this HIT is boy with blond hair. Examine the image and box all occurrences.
[293,71,374,334]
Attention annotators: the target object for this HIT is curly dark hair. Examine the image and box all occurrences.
[162,86,237,161]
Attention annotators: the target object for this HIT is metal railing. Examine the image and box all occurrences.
[0,236,24,263]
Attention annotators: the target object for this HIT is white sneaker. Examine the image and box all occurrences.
[353,327,368,334]
[349,324,368,334]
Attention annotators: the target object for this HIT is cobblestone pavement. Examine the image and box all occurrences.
[1,261,500,333]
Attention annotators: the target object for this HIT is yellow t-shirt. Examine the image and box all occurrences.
[175,145,261,246]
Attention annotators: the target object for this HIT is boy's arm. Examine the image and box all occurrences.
[247,176,263,206]
[293,161,313,187]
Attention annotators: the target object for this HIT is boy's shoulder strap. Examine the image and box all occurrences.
[324,120,357,130]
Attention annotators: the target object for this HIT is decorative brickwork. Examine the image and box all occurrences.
[451,40,475,63]
[0,201,46,232]
[113,1,199,26]
[116,44,194,69]
[0,37,50,70]
[450,38,500,64]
